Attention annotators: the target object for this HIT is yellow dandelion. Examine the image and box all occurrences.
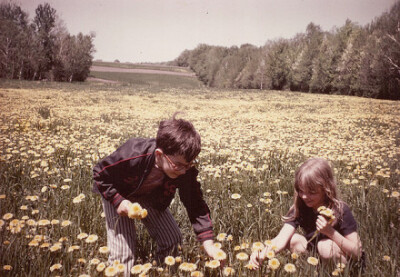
[116,263,126,273]
[73,193,85,204]
[90,258,100,265]
[244,263,257,270]
[38,219,51,226]
[191,271,204,277]
[0,219,4,229]
[164,256,176,266]
[3,265,12,271]
[231,193,241,199]
[61,220,72,227]
[67,245,80,252]
[78,275,90,277]
[77,232,89,240]
[96,262,106,272]
[206,259,220,269]
[383,255,391,261]
[266,250,275,259]
[332,269,340,276]
[3,213,13,220]
[28,239,39,247]
[20,205,28,210]
[215,249,227,260]
[0,194,6,199]
[391,191,399,198]
[236,252,249,261]
[50,184,58,189]
[41,186,48,193]
[251,241,264,252]
[142,262,152,272]
[59,237,69,243]
[128,202,143,219]
[50,243,62,252]
[268,258,280,270]
[247,203,253,208]
[61,185,70,190]
[240,242,249,249]
[131,264,143,274]
[140,208,148,219]
[234,245,241,251]
[49,263,62,272]
[63,178,72,183]
[31,209,39,215]
[284,263,296,273]
[227,234,233,241]
[213,242,222,249]
[104,266,117,277]
[77,258,87,264]
[336,262,346,270]
[99,246,110,254]
[291,252,299,260]
[223,266,235,276]
[51,219,60,225]
[175,256,182,263]
[307,256,319,266]
[85,234,98,243]
[40,242,51,248]
[217,232,227,241]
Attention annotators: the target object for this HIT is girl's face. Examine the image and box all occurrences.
[298,184,326,210]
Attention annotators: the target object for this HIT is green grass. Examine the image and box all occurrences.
[0,80,399,276]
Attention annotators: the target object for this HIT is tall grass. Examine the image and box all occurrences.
[0,82,399,276]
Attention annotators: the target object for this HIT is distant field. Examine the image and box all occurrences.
[92,61,193,74]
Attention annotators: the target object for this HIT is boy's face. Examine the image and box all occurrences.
[155,149,195,179]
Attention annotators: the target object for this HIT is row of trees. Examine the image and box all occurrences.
[0,2,95,82]
[173,2,400,100]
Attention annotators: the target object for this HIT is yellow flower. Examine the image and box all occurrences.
[77,232,89,240]
[266,250,275,259]
[234,245,241,251]
[72,193,85,204]
[140,209,148,219]
[131,264,143,274]
[85,234,98,243]
[63,178,72,183]
[268,258,280,270]
[50,243,62,252]
[3,265,12,271]
[215,249,227,260]
[116,264,126,273]
[175,256,182,263]
[284,263,296,273]
[67,245,80,252]
[291,252,299,260]
[205,260,220,269]
[104,266,117,277]
[128,202,143,219]
[164,256,175,266]
[28,239,39,247]
[61,185,70,190]
[99,246,110,254]
[61,220,72,227]
[332,269,340,276]
[227,235,233,241]
[191,271,204,277]
[217,232,227,241]
[0,194,6,199]
[263,192,271,197]
[51,219,60,225]
[38,219,51,226]
[3,213,13,220]
[391,191,399,198]
[244,263,256,270]
[307,256,319,266]
[49,263,62,272]
[251,241,264,252]
[223,266,235,276]
[236,252,249,261]
[96,262,106,272]
[77,258,87,264]
[89,258,100,265]
[240,242,249,249]
[40,242,51,248]
[231,193,241,199]
[20,205,28,210]
[383,255,391,261]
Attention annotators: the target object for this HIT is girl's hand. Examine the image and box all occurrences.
[316,215,334,237]
[202,240,226,266]
[249,247,268,269]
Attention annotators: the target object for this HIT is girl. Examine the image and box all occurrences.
[250,158,362,268]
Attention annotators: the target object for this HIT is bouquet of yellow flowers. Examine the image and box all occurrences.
[307,206,335,243]
[127,202,148,219]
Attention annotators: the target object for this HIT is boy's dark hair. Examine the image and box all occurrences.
[156,113,201,162]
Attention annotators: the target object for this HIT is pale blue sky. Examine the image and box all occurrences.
[19,0,397,63]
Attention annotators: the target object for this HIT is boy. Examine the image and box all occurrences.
[93,114,221,275]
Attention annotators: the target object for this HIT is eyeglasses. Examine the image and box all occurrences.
[163,153,197,171]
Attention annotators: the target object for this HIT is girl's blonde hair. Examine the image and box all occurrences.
[284,157,343,223]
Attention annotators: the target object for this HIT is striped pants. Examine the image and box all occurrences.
[102,198,182,276]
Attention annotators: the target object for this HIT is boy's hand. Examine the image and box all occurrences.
[202,240,226,266]
[116,200,132,216]
[249,247,267,269]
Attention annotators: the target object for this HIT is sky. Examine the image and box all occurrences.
[18,0,398,63]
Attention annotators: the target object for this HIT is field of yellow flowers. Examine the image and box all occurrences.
[0,84,399,276]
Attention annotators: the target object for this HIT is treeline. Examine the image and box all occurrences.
[0,2,95,82]
[173,2,400,100]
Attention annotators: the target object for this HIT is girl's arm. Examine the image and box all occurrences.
[250,223,296,268]
[316,215,362,259]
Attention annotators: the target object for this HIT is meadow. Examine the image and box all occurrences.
[0,77,399,277]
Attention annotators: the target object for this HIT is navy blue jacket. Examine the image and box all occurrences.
[93,138,213,242]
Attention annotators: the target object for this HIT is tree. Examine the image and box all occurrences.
[33,3,57,79]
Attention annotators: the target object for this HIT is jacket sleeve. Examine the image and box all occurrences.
[178,168,214,242]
